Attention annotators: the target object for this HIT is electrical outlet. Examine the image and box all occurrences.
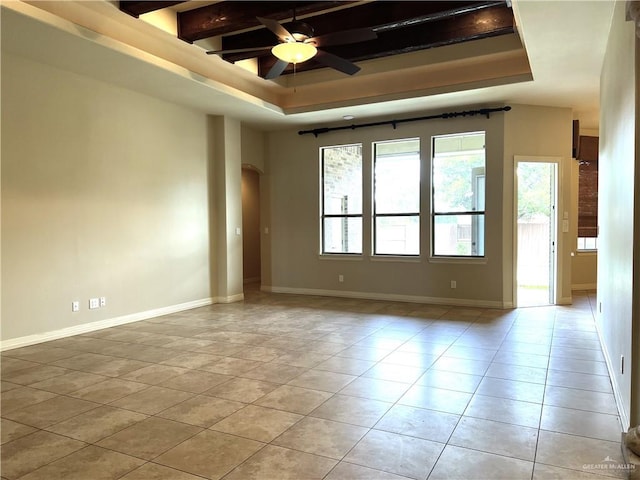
[72,301,80,312]
[451,280,457,289]
[100,297,106,307]
[89,298,100,309]
[338,274,344,283]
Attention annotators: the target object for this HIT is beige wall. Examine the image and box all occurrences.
[241,124,266,173]
[210,116,244,302]
[571,252,597,289]
[597,1,637,428]
[1,52,213,344]
[503,105,574,305]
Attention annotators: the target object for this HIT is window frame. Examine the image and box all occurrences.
[372,138,421,257]
[320,143,363,255]
[430,131,487,258]
[577,236,598,252]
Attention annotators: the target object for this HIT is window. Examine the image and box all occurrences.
[373,138,420,255]
[577,236,597,250]
[577,157,598,251]
[321,144,362,254]
[432,132,486,256]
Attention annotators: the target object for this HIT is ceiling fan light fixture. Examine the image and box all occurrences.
[272,42,317,64]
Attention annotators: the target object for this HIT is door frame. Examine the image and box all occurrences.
[513,155,562,307]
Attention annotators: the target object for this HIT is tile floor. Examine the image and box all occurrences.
[0,288,628,479]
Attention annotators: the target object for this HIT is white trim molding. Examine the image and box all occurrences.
[262,285,510,309]
[595,321,630,431]
[215,293,245,304]
[556,296,573,305]
[1,297,214,352]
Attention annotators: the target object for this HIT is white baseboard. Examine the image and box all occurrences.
[1,297,214,352]
[215,293,244,303]
[594,320,628,431]
[262,285,509,309]
[557,296,573,305]
[572,283,597,290]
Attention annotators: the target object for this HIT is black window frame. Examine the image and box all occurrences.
[320,144,363,255]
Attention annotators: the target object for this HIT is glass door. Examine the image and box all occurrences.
[516,161,557,306]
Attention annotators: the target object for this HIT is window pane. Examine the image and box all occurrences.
[375,216,419,255]
[323,217,362,254]
[322,145,362,215]
[432,132,485,257]
[577,236,597,251]
[433,133,485,213]
[373,138,420,256]
[433,214,485,256]
[374,139,420,214]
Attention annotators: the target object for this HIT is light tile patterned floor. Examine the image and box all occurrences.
[0,289,628,479]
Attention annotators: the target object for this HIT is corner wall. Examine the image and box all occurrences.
[597,1,637,429]
[1,52,213,346]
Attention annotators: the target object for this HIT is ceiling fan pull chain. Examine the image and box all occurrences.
[293,62,297,93]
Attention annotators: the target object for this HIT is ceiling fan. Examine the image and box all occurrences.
[206,14,377,80]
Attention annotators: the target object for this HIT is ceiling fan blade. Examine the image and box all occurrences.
[206,46,272,55]
[265,59,289,80]
[315,50,360,76]
[310,28,377,48]
[257,16,293,42]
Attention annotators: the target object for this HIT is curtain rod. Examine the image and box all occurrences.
[298,105,512,137]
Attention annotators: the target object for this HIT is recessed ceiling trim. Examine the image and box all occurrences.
[4,0,614,131]
[10,0,530,117]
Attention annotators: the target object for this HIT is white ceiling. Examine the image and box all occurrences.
[1,0,615,131]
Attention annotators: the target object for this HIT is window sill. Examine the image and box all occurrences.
[429,256,487,265]
[371,255,421,263]
[318,254,364,261]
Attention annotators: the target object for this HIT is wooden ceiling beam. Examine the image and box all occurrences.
[255,3,515,77]
[119,1,186,18]
[221,1,505,59]
[177,1,352,43]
